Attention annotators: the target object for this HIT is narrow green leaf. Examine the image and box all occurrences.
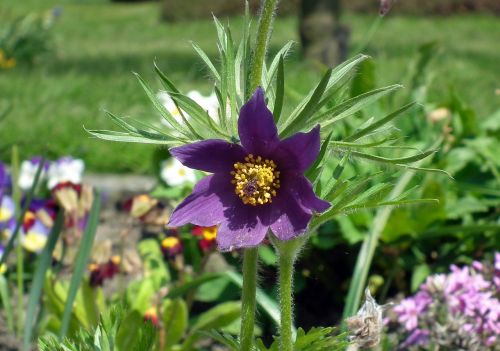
[350,149,436,164]
[191,42,221,82]
[345,102,417,142]
[0,274,14,332]
[318,85,403,129]
[86,129,178,145]
[22,211,64,351]
[336,198,439,215]
[60,191,102,338]
[162,298,188,349]
[272,55,285,123]
[280,68,333,136]
[267,41,294,86]
[133,72,192,138]
[166,273,221,299]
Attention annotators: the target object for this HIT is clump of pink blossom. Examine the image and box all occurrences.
[389,253,500,350]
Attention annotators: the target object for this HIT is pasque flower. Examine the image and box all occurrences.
[168,88,330,251]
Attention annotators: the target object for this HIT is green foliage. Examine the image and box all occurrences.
[60,191,102,338]
[38,305,156,351]
[203,327,349,351]
[0,9,57,65]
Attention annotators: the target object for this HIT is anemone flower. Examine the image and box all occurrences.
[168,88,330,251]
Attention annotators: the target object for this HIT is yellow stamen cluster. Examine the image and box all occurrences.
[231,154,280,206]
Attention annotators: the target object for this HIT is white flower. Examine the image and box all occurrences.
[18,157,48,191]
[47,157,85,190]
[160,158,196,187]
[157,90,220,126]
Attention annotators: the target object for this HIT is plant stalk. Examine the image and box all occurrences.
[11,146,24,337]
[247,0,279,96]
[278,246,294,351]
[239,247,259,351]
[274,235,305,351]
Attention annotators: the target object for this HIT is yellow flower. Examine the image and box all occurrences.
[22,232,48,253]
[0,263,6,275]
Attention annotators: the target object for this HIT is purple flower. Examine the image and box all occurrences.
[399,328,429,349]
[168,88,330,251]
[0,162,12,200]
[393,292,431,331]
[0,196,15,227]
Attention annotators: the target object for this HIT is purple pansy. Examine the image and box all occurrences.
[0,196,15,228]
[0,162,12,201]
[168,88,330,251]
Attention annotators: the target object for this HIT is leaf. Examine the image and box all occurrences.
[350,149,436,164]
[162,298,188,349]
[318,85,403,130]
[59,191,102,338]
[280,68,333,136]
[86,129,178,145]
[344,102,417,142]
[199,330,239,351]
[138,239,170,287]
[133,72,192,138]
[166,273,221,299]
[411,264,431,292]
[191,301,241,332]
[22,211,64,351]
[181,302,241,350]
[259,245,277,266]
[306,131,334,183]
[0,274,14,332]
[191,42,220,82]
[272,55,285,123]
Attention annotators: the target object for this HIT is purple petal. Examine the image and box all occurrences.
[269,189,312,241]
[169,174,236,227]
[274,125,321,172]
[288,175,330,213]
[216,205,269,251]
[170,140,246,173]
[238,87,279,157]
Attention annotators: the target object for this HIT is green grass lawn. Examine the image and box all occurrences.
[1,0,499,173]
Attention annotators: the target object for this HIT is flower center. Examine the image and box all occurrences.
[231,154,280,206]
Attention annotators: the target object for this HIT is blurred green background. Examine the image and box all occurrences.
[0,0,498,173]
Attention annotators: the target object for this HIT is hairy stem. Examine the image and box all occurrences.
[247,0,279,97]
[274,235,306,351]
[239,247,259,351]
[278,247,294,351]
